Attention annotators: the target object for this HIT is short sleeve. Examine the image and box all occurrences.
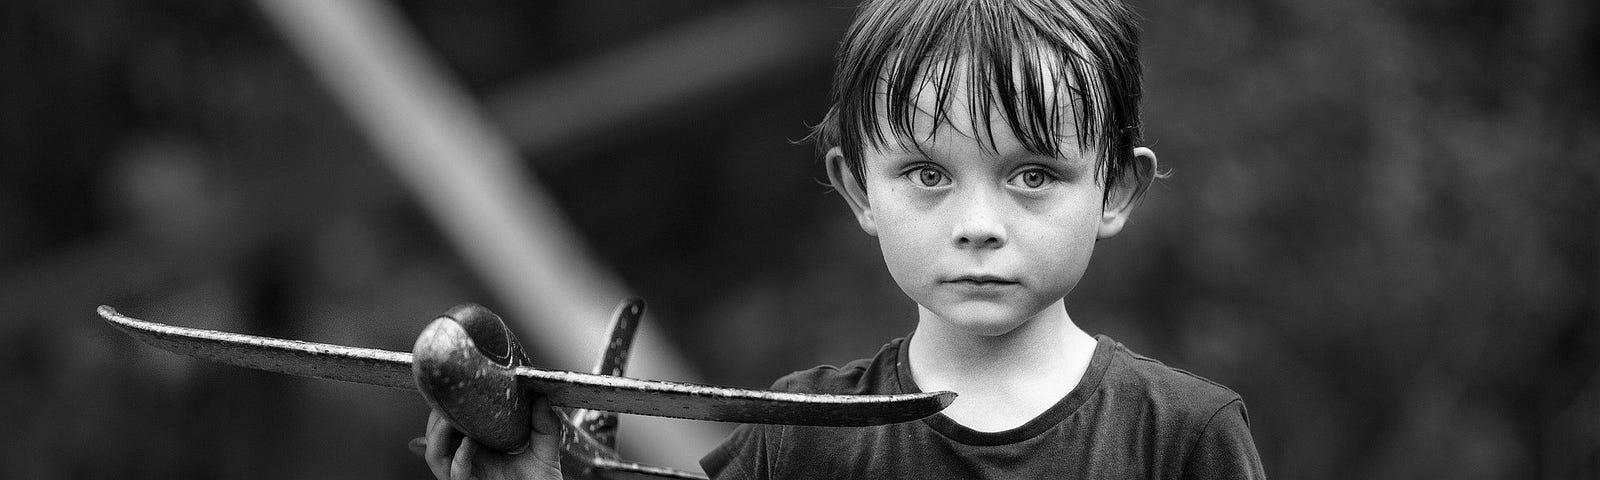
[1182,400,1267,480]
[700,424,773,480]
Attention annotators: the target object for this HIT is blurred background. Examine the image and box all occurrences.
[2,0,1596,478]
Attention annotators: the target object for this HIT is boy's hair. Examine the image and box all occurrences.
[810,0,1148,201]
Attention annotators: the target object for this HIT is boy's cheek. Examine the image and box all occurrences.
[877,231,937,276]
[878,245,931,302]
[875,215,944,254]
[1037,240,1096,295]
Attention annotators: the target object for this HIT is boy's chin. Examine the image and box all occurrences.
[923,302,1039,337]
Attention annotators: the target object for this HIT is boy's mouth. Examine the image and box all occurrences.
[944,275,1020,287]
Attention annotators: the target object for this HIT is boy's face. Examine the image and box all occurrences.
[828,78,1150,337]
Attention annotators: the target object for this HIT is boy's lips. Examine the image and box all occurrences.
[943,275,1020,287]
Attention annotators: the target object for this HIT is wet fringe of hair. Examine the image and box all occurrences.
[810,0,1147,200]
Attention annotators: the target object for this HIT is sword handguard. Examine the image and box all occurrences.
[571,297,644,450]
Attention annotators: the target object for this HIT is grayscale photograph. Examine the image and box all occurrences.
[1,0,1594,479]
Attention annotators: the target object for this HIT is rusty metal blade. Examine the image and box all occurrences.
[519,366,952,427]
[97,306,956,427]
[99,305,416,389]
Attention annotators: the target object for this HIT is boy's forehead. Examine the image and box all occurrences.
[868,54,1086,153]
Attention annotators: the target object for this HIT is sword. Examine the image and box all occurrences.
[97,300,954,479]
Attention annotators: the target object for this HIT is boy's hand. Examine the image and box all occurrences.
[411,395,563,480]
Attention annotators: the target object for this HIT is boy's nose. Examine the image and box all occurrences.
[950,193,1007,250]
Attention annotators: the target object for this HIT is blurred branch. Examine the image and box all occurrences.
[252,0,723,469]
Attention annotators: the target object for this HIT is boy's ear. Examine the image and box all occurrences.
[1098,147,1158,240]
[824,147,877,236]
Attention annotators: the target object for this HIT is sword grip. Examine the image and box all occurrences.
[412,304,535,453]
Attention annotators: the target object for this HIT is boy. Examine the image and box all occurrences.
[423,0,1266,478]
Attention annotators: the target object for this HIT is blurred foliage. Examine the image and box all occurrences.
[1,0,1596,479]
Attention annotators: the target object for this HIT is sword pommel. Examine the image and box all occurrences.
[412,304,534,453]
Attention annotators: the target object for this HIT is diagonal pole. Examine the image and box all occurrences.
[253,0,724,469]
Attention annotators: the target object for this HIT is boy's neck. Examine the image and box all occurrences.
[906,300,1098,432]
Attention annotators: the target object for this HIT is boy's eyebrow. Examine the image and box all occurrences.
[869,108,1088,155]
[870,130,1092,166]
[1030,148,1092,168]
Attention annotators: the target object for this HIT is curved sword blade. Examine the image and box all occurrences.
[99,305,416,389]
[97,305,955,427]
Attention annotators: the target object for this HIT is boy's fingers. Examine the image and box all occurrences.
[451,438,477,480]
[425,411,462,480]
[530,395,559,436]
[424,414,445,479]
[527,413,565,477]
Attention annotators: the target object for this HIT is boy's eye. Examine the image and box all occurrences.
[1009,168,1057,189]
[1022,171,1045,188]
[910,166,949,187]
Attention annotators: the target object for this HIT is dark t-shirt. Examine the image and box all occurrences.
[700,335,1266,479]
